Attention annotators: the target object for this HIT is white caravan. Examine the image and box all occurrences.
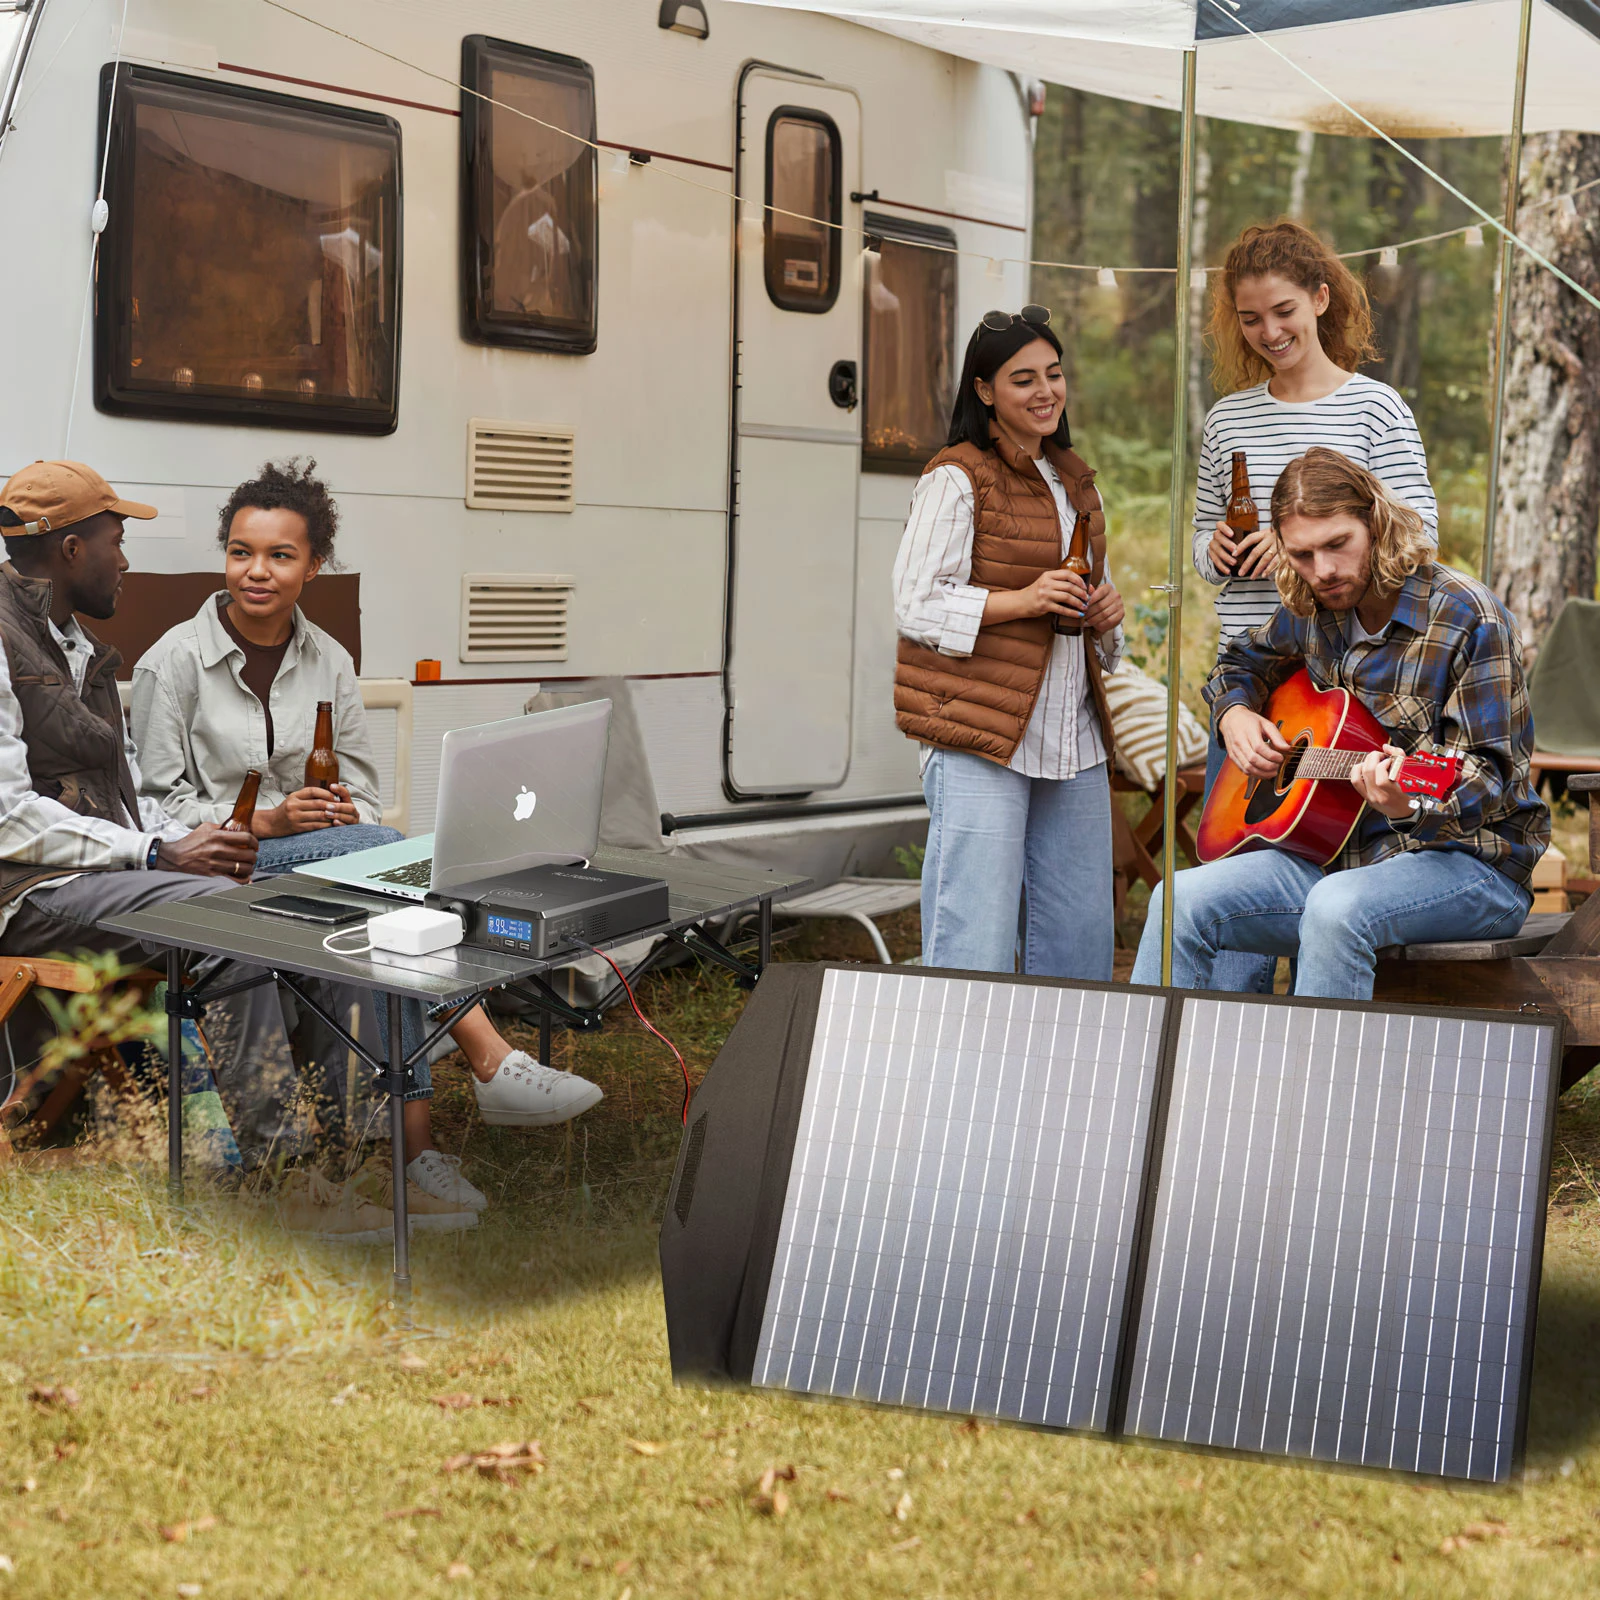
[0,0,1037,881]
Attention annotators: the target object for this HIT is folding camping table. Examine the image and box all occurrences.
[99,847,809,1301]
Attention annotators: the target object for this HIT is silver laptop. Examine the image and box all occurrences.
[297,699,612,901]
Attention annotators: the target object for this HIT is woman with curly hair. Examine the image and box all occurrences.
[131,460,601,1212]
[1191,219,1440,990]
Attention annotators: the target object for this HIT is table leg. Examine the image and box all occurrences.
[759,897,773,974]
[539,1004,552,1067]
[167,949,183,1203]
[386,991,411,1306]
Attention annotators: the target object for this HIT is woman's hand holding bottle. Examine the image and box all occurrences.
[983,569,1123,633]
[251,783,361,838]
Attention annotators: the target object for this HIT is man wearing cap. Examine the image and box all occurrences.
[0,460,304,1160]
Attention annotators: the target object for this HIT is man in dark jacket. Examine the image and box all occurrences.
[0,460,304,1161]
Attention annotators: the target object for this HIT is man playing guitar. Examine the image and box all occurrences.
[1132,448,1548,1000]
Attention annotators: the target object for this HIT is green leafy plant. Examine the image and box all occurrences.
[893,841,926,879]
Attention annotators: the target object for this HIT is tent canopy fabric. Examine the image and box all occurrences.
[727,1,1600,136]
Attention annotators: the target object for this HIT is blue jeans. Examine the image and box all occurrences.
[1131,846,1531,1000]
[1201,726,1277,995]
[253,824,437,1100]
[921,749,1114,980]
[254,824,405,877]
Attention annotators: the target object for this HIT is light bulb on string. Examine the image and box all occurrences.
[1096,267,1117,290]
[1464,225,1485,248]
[1190,267,1208,290]
[1378,247,1399,269]
[985,257,1004,281]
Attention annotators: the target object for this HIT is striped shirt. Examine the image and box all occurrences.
[892,459,1123,780]
[1194,374,1438,644]
[1204,563,1548,887]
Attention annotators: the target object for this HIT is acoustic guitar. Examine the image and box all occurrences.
[1195,668,1460,867]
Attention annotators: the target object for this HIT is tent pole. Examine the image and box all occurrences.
[1159,47,1198,986]
[1480,0,1533,587]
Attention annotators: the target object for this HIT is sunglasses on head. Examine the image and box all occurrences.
[980,304,1052,332]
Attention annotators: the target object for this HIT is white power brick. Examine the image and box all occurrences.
[366,906,463,956]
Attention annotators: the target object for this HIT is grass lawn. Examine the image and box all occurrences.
[2,909,1599,1599]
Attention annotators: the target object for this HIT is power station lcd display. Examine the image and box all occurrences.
[1123,998,1556,1484]
[749,968,1168,1433]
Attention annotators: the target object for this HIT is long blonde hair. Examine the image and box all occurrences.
[1270,448,1432,616]
[1207,220,1378,394]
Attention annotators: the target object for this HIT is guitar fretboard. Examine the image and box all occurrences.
[1290,746,1375,782]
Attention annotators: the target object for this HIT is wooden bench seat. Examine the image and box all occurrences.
[1375,773,1600,1093]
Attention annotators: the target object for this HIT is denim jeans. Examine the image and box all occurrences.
[1200,724,1278,995]
[252,823,436,1100]
[1131,846,1531,1000]
[920,748,1114,980]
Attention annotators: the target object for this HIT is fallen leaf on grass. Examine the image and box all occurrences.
[158,1516,217,1544]
[892,1491,913,1522]
[27,1386,78,1410]
[1441,1521,1509,1554]
[329,1384,370,1407]
[445,1562,473,1580]
[955,1417,985,1437]
[826,1489,851,1503]
[441,1441,546,1483]
[383,1507,442,1521]
[176,1585,202,1598]
[431,1393,478,1412]
[694,1496,722,1511]
[1138,1569,1158,1587]
[613,1558,634,1575]
[52,1444,76,1461]
[890,1536,921,1553]
[0,1555,13,1574]
[757,1465,797,1494]
[180,1387,216,1404]
[627,1440,667,1457]
[397,1353,430,1372]
[1015,1507,1038,1526]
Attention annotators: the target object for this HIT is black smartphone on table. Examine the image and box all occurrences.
[249,894,366,927]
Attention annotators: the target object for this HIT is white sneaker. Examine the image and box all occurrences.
[408,1150,489,1213]
[472,1052,603,1128]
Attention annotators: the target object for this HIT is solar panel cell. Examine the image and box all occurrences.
[1125,998,1555,1483]
[752,968,1168,1433]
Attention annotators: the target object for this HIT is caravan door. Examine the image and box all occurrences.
[726,70,862,797]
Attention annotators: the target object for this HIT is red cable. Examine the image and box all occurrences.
[580,942,693,1124]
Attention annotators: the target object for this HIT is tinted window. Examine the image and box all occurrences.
[863,216,958,472]
[95,65,400,433]
[461,36,597,353]
[764,110,840,313]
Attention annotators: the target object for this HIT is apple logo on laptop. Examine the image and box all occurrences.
[514,786,537,821]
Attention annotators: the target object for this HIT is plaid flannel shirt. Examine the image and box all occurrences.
[1203,562,1548,888]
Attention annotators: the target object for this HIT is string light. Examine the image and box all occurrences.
[1464,225,1485,248]
[1096,267,1117,289]
[1378,246,1399,268]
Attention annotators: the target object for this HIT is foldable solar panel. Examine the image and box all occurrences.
[1123,997,1558,1484]
[661,965,1560,1484]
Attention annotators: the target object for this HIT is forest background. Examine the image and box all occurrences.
[1030,91,1599,690]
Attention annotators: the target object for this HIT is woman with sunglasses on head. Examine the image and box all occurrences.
[892,305,1124,978]
[1191,220,1437,992]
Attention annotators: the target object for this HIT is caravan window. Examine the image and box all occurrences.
[461,36,597,353]
[94,65,400,433]
[764,110,840,313]
[862,215,957,472]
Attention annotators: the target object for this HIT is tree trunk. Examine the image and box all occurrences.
[1034,85,1086,391]
[1119,104,1179,350]
[1287,130,1315,219]
[1492,131,1600,664]
[1186,118,1212,457]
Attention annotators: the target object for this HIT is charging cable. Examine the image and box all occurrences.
[572,939,692,1124]
[323,927,374,957]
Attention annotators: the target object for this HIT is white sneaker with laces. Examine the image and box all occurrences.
[473,1051,603,1127]
[407,1150,489,1213]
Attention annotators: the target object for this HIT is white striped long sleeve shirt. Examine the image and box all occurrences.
[0,616,188,936]
[892,459,1123,779]
[1194,374,1438,645]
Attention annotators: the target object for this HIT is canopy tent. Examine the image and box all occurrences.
[729,1,1600,136]
[727,0,1600,978]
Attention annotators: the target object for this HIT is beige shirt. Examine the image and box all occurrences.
[130,594,383,828]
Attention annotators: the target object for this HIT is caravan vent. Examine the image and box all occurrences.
[460,574,575,663]
[466,418,575,512]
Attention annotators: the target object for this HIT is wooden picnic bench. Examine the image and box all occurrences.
[1374,772,1600,1093]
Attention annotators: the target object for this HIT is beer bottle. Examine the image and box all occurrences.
[1226,451,1259,536]
[226,768,262,832]
[1052,510,1093,637]
[305,701,339,789]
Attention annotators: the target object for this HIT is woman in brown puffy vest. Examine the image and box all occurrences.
[892,307,1124,977]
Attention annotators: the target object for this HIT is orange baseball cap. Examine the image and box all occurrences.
[0,460,157,536]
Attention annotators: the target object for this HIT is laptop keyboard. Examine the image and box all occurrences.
[370,858,433,889]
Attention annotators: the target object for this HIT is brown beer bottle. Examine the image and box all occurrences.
[305,701,339,789]
[1052,510,1093,637]
[1226,451,1259,536]
[226,768,262,832]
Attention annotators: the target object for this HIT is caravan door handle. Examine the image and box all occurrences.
[827,359,858,411]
